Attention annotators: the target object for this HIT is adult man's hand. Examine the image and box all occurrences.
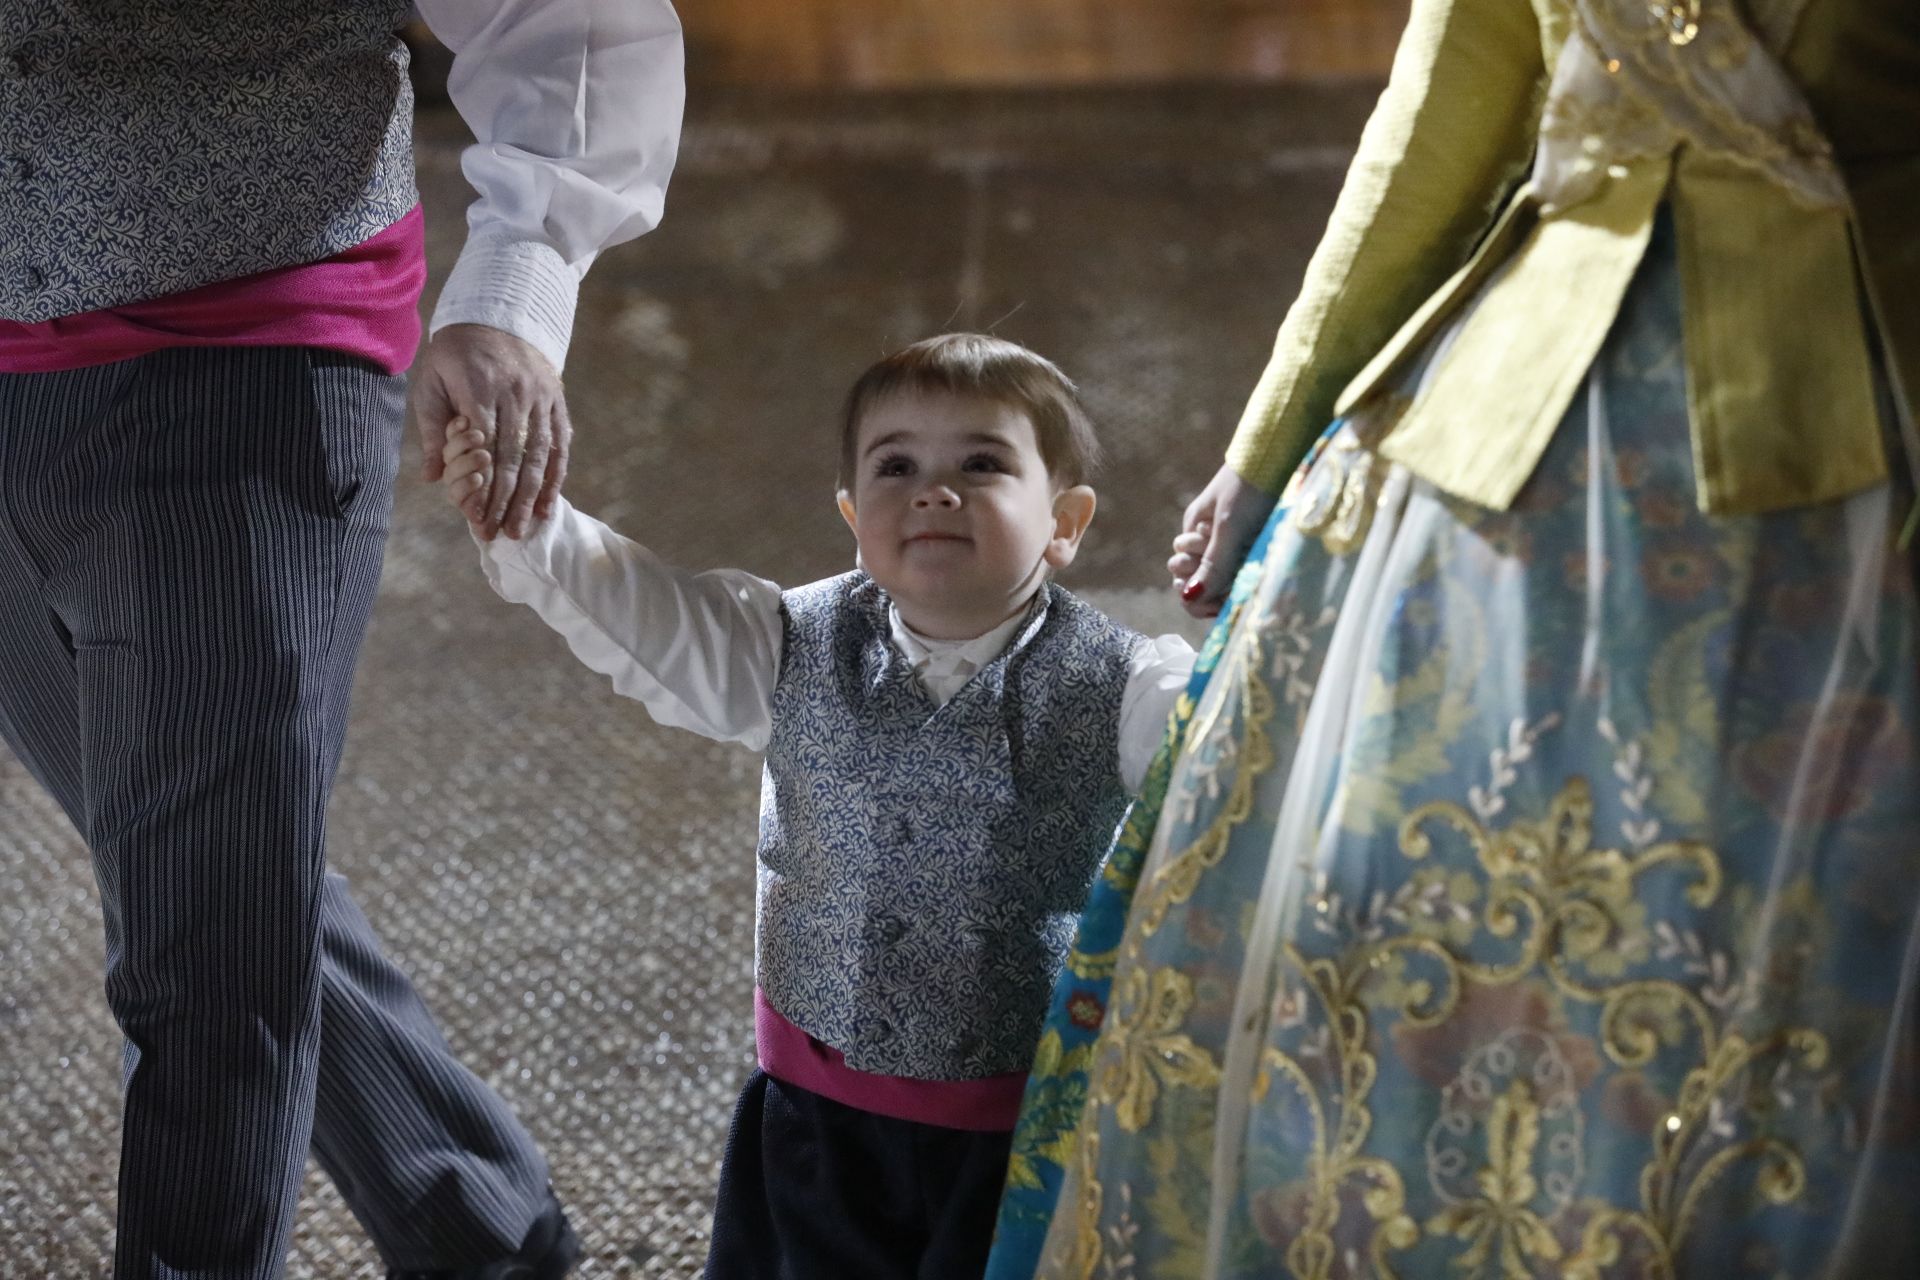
[411,323,572,540]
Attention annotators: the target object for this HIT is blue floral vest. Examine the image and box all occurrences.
[0,0,417,321]
[757,573,1141,1080]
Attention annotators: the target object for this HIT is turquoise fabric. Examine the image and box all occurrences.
[988,213,1920,1279]
[984,492,1293,1280]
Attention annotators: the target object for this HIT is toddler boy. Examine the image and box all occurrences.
[443,334,1194,1278]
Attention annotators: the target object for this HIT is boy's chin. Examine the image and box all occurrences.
[873,573,960,613]
[884,575,1036,628]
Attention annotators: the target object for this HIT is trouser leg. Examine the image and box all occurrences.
[0,349,547,1277]
[703,1071,1012,1280]
[310,873,553,1269]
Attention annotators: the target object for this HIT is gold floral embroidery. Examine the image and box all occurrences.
[1095,966,1222,1134]
[1240,772,1830,1279]
[1426,1081,1565,1277]
[1008,1029,1100,1194]
[1564,0,1838,194]
[1066,945,1119,982]
[1061,594,1301,1277]
[1064,1129,1106,1280]
[1134,618,1277,937]
[1398,777,1720,1004]
[1253,947,1422,1279]
[1565,1028,1829,1279]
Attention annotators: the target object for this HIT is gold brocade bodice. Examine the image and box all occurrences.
[1226,0,1920,517]
[1537,0,1843,213]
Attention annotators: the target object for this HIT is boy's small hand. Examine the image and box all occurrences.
[439,417,495,532]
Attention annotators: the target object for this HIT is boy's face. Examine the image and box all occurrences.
[838,391,1095,640]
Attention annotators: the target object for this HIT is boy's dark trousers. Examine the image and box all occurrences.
[704,1070,1016,1280]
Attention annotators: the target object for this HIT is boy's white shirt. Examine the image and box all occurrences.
[475,496,1196,793]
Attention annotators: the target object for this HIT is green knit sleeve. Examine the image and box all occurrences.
[1226,0,1547,493]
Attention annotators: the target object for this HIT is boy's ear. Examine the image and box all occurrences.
[837,490,869,573]
[1044,485,1097,570]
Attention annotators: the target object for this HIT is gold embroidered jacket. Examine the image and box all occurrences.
[1227,0,1920,515]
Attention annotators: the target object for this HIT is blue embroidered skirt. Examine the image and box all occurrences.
[988,214,1920,1278]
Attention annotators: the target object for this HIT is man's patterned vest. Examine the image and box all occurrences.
[0,0,417,322]
[759,574,1141,1080]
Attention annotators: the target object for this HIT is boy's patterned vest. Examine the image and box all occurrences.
[0,0,417,322]
[759,574,1140,1080]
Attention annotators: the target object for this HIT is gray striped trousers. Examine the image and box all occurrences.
[0,349,550,1277]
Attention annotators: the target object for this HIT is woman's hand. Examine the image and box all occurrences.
[1167,464,1276,619]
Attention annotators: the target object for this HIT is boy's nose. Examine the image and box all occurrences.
[913,485,960,509]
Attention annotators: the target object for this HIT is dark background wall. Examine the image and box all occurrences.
[674,0,1411,87]
[408,1,1413,92]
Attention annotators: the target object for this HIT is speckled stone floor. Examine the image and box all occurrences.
[0,83,1377,1276]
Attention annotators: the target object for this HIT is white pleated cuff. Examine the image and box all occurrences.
[430,230,582,372]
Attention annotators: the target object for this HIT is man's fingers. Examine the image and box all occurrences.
[418,325,569,533]
[534,396,573,522]
[462,478,491,527]
[502,403,553,539]
[533,434,569,526]
[482,403,528,537]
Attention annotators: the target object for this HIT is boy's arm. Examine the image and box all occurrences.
[476,497,783,750]
[1118,634,1198,795]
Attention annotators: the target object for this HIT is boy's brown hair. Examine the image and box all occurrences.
[838,333,1102,490]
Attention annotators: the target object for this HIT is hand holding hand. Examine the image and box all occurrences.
[439,418,496,531]
[1167,464,1276,618]
[410,323,573,541]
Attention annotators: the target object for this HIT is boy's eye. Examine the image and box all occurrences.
[963,453,1008,474]
[872,453,913,478]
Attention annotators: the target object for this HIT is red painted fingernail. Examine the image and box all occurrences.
[1181,581,1205,602]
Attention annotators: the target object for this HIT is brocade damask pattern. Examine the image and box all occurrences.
[759,574,1142,1080]
[0,0,417,321]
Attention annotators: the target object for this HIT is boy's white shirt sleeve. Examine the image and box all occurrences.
[414,0,686,371]
[1118,633,1197,795]
[475,497,783,751]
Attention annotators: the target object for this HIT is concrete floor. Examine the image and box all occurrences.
[0,83,1378,1276]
